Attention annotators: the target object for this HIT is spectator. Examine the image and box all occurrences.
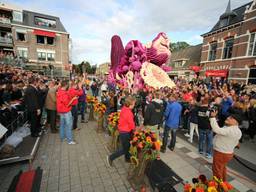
[78,84,88,123]
[248,99,256,142]
[45,80,58,133]
[57,80,77,144]
[24,77,41,137]
[69,81,83,130]
[188,98,199,143]
[197,98,213,158]
[144,91,164,139]
[210,110,242,181]
[161,94,182,152]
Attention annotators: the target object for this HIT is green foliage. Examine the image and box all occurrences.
[169,41,190,52]
[74,61,97,75]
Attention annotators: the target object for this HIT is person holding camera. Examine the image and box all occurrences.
[210,110,242,181]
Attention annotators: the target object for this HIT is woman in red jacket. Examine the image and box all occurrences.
[107,96,136,166]
[57,80,78,144]
[69,81,83,130]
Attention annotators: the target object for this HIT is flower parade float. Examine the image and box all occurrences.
[128,128,161,189]
[107,112,120,152]
[108,32,175,91]
[93,101,106,132]
[86,95,98,121]
[183,175,236,192]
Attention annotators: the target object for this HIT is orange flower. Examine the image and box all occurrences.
[146,136,152,143]
[154,141,161,150]
[133,137,138,142]
[223,182,233,190]
[195,188,204,192]
[183,183,192,192]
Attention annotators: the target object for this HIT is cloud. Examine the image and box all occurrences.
[5,0,251,64]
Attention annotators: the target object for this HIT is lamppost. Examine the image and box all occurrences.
[49,64,54,79]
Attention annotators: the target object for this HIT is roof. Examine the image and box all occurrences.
[169,44,202,68]
[203,1,253,36]
[12,10,67,33]
[0,2,22,11]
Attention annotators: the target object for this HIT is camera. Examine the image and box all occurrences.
[209,105,218,113]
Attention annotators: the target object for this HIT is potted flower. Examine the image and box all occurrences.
[128,128,161,188]
[86,95,98,121]
[183,175,236,192]
[93,102,106,132]
[107,112,120,151]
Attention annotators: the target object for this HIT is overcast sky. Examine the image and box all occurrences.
[6,0,251,65]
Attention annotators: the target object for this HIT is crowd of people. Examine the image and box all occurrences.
[0,65,92,145]
[106,77,256,181]
[1,63,256,181]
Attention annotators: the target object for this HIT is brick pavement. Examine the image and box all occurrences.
[0,117,256,192]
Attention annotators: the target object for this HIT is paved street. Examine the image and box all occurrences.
[0,117,255,192]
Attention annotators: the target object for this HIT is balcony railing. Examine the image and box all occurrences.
[0,37,12,44]
[0,17,11,24]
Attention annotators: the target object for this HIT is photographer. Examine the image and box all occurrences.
[210,110,242,181]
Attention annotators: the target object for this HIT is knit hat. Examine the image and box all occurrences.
[229,113,243,125]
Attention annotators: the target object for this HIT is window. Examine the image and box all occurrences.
[208,42,217,61]
[12,11,23,22]
[37,35,45,44]
[16,32,26,41]
[47,37,54,45]
[35,17,56,28]
[38,52,46,60]
[219,18,228,28]
[223,38,234,59]
[17,48,28,58]
[47,53,55,61]
[174,60,184,68]
[248,33,256,56]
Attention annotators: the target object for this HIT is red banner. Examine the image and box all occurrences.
[33,29,56,37]
[205,70,228,77]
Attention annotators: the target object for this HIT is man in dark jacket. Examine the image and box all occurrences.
[197,98,213,158]
[144,92,164,139]
[24,77,40,137]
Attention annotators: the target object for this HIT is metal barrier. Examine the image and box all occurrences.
[0,110,28,145]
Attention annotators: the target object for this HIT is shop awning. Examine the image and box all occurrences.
[205,70,228,77]
[33,29,56,37]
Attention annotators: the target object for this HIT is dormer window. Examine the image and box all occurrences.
[35,16,56,28]
[219,18,228,28]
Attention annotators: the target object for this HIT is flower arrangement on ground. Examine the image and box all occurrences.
[86,95,98,121]
[107,112,120,151]
[183,175,235,192]
[128,128,161,188]
[108,112,120,134]
[86,95,98,104]
[93,102,106,116]
[129,128,161,167]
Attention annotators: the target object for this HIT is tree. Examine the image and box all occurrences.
[169,41,190,52]
[74,61,96,75]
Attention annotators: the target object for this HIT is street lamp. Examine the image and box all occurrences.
[49,64,54,79]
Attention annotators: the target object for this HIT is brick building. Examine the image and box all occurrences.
[96,62,110,77]
[200,0,256,84]
[168,44,202,81]
[0,3,70,77]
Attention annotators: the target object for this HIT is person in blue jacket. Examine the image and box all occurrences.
[161,93,182,153]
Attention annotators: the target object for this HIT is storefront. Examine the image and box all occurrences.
[205,69,228,78]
